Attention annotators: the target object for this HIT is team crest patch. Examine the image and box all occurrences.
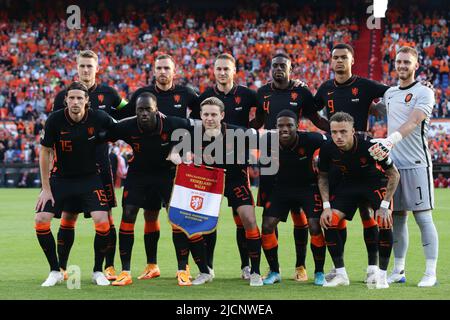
[87,127,95,136]
[405,93,413,103]
[352,87,358,96]
[161,132,169,141]
[174,94,181,103]
[234,96,241,105]
[291,92,298,100]
[298,148,305,156]
[98,94,104,103]
[360,157,367,165]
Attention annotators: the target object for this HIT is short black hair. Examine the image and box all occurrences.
[329,111,354,125]
[331,43,355,56]
[276,109,298,123]
[272,52,291,61]
[136,92,157,104]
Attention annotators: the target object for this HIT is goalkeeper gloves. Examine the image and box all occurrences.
[369,131,403,161]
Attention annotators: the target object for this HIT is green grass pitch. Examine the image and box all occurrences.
[0,188,449,300]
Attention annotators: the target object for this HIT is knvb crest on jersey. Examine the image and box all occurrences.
[169,163,225,238]
[405,93,413,103]
[98,94,104,103]
[161,132,169,142]
[234,96,241,105]
[352,87,359,96]
[87,127,95,136]
[298,148,305,156]
[174,94,181,103]
[291,92,298,101]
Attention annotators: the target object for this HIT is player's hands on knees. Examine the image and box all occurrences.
[320,208,333,229]
[369,138,393,161]
[35,189,55,212]
[166,152,182,165]
[375,207,393,229]
[158,111,167,119]
[293,79,308,88]
[312,154,320,174]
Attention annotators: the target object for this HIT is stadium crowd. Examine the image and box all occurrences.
[0,1,449,185]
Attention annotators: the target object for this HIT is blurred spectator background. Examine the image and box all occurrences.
[0,0,448,186]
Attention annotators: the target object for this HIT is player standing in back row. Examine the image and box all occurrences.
[252,52,329,282]
[369,46,439,287]
[314,43,394,283]
[52,50,128,281]
[120,54,201,280]
[199,53,260,280]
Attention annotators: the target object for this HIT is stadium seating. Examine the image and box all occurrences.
[0,1,448,169]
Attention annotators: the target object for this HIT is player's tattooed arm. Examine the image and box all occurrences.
[383,162,400,202]
[318,171,334,229]
[317,171,330,203]
[375,162,399,228]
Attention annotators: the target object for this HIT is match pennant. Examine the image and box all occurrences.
[168,163,225,238]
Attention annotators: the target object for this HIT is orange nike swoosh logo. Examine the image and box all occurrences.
[61,131,70,135]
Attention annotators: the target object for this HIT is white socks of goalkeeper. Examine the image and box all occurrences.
[392,214,408,273]
[392,211,438,276]
[414,211,439,276]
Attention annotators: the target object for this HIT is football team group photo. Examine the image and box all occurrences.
[0,0,449,301]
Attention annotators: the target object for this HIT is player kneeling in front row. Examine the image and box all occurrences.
[261,110,328,286]
[318,112,400,288]
[169,97,264,286]
[35,82,117,286]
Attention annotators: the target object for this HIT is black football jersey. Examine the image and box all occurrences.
[318,133,393,182]
[314,76,389,132]
[41,108,116,178]
[105,115,195,174]
[199,85,259,128]
[274,131,327,188]
[122,84,200,119]
[255,80,316,129]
